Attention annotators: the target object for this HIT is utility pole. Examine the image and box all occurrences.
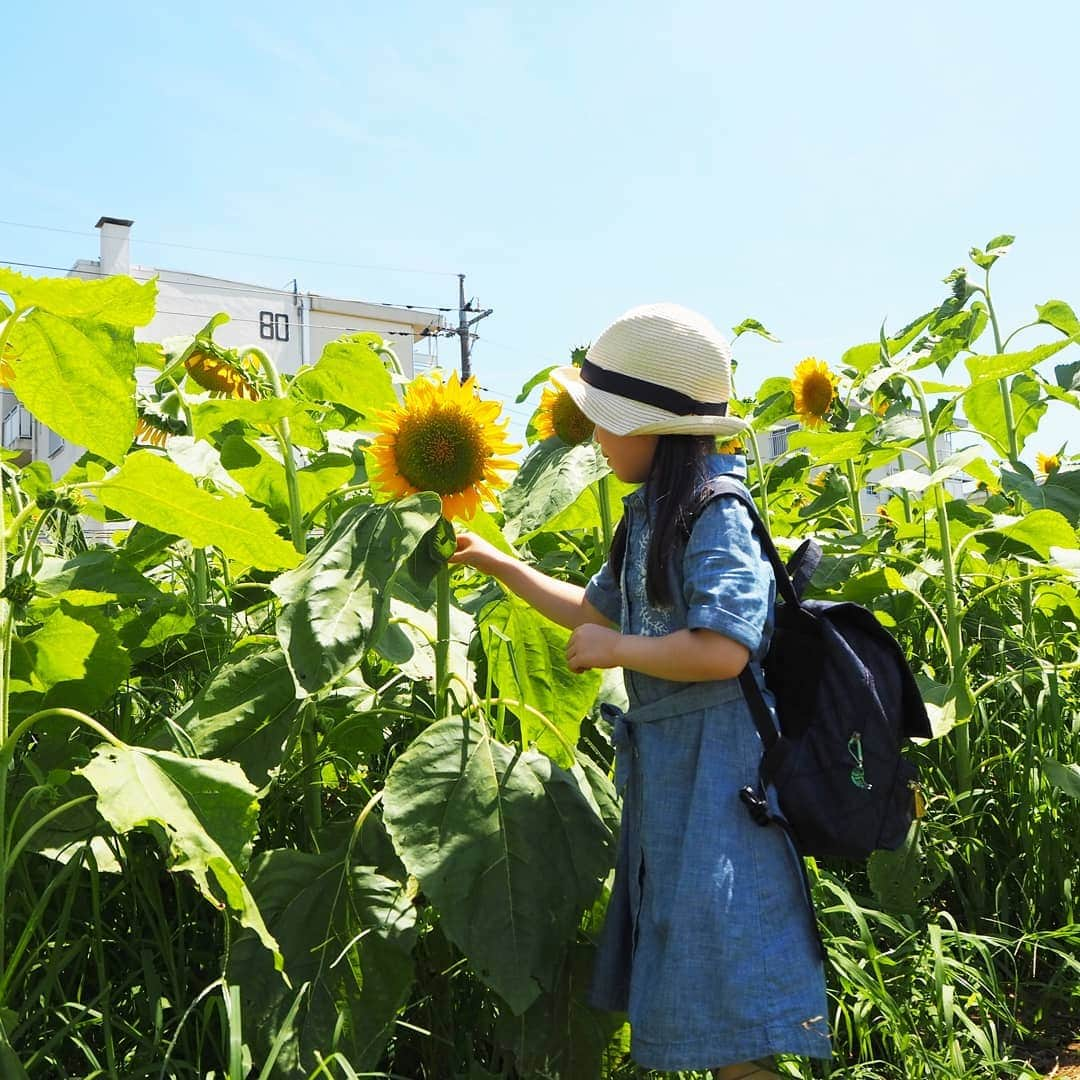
[457,273,493,381]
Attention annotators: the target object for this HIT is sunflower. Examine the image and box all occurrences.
[184,345,260,400]
[791,357,838,429]
[369,371,521,520]
[535,383,593,445]
[717,438,745,455]
[1036,452,1061,476]
[134,412,186,448]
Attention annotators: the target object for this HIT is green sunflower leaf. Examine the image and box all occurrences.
[964,338,1075,384]
[502,442,610,543]
[273,494,444,695]
[0,268,156,326]
[229,850,417,1075]
[169,643,301,787]
[1036,300,1080,339]
[9,605,130,712]
[383,717,614,1014]
[1043,758,1080,800]
[291,333,397,419]
[731,317,781,342]
[516,365,557,403]
[97,451,301,571]
[7,311,137,463]
[77,744,282,970]
[478,593,601,766]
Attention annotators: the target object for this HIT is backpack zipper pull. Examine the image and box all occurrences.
[847,732,873,790]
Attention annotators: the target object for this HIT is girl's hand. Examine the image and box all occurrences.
[449,531,505,575]
[566,623,622,673]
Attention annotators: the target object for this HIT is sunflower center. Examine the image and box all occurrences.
[552,390,594,445]
[393,406,487,495]
[801,372,835,417]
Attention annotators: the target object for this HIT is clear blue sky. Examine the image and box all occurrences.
[5,0,1078,457]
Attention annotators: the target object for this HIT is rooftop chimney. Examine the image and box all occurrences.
[96,216,134,277]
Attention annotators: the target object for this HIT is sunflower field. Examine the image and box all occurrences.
[0,237,1078,1080]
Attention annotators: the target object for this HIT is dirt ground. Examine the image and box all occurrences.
[1018,1017,1080,1078]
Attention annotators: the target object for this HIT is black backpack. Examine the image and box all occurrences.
[696,478,932,861]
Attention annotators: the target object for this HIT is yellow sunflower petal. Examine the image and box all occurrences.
[1036,452,1061,475]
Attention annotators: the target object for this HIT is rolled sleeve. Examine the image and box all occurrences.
[682,498,772,655]
[585,558,622,626]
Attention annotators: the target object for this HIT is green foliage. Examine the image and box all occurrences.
[383,717,614,1014]
[501,440,610,542]
[98,451,301,570]
[1,248,1079,1079]
[290,333,398,419]
[272,494,443,695]
[77,743,283,970]
[9,313,138,462]
[478,592,601,765]
[229,849,417,1076]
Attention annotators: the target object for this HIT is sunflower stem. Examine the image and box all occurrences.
[897,452,913,523]
[597,474,613,550]
[845,459,863,533]
[900,370,969,785]
[743,427,772,533]
[299,700,322,839]
[193,548,209,610]
[16,507,55,576]
[435,564,451,720]
[245,347,306,555]
[984,269,1020,463]
[4,501,39,545]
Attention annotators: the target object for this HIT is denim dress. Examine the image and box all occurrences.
[585,454,831,1071]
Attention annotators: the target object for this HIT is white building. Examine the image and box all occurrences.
[2,216,444,477]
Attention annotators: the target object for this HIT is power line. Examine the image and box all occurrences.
[0,218,458,278]
[0,259,451,316]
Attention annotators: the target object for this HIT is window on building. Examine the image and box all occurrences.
[260,311,290,342]
[769,423,798,458]
[2,405,33,446]
[48,427,64,457]
[866,482,878,496]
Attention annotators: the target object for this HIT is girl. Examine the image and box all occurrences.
[452,303,831,1079]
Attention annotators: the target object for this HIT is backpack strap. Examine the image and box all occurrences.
[692,476,827,956]
[688,478,791,752]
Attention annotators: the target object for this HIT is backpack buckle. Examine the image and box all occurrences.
[739,786,772,827]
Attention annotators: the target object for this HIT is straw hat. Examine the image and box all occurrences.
[551,302,748,437]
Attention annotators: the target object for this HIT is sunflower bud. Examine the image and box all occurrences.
[943,267,976,303]
[2,571,36,610]
[57,493,84,515]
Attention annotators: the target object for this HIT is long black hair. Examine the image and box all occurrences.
[608,434,717,606]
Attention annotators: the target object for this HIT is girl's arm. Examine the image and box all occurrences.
[451,533,612,631]
[566,624,749,682]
